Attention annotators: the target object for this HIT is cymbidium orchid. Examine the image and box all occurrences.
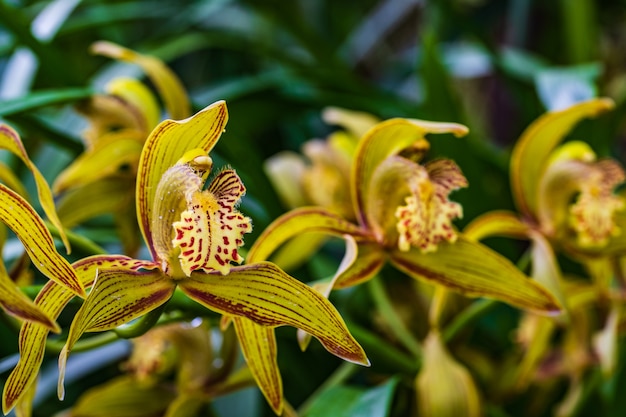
[233,115,561,417]
[53,41,190,255]
[463,98,626,411]
[2,101,368,416]
[0,124,84,331]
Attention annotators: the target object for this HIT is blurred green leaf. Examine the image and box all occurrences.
[0,88,93,117]
[303,377,399,417]
[535,63,601,111]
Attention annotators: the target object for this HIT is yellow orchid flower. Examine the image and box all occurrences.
[232,116,561,417]
[53,41,191,255]
[0,125,84,332]
[2,101,368,416]
[463,98,626,410]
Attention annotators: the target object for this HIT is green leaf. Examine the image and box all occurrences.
[303,377,399,417]
[0,88,93,117]
[535,63,602,111]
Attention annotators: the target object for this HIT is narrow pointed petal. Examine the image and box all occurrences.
[463,211,530,241]
[0,124,70,251]
[0,161,28,199]
[390,237,561,313]
[352,118,468,228]
[270,233,328,272]
[322,107,379,139]
[263,151,308,209]
[247,207,369,264]
[510,98,614,217]
[334,241,386,289]
[179,262,369,366]
[529,232,568,314]
[53,132,144,194]
[137,101,228,258]
[0,263,59,332]
[3,255,156,414]
[106,77,161,130]
[58,268,174,399]
[91,41,190,120]
[0,183,84,296]
[77,95,146,147]
[233,317,283,415]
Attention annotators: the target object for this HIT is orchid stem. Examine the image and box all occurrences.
[114,303,167,338]
[297,362,359,416]
[366,275,422,358]
[443,298,498,342]
[46,332,119,354]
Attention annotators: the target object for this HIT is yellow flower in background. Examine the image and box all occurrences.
[66,319,255,417]
[2,101,368,416]
[53,41,191,255]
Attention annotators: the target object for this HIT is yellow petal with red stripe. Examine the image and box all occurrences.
[58,267,174,400]
[0,124,70,251]
[179,262,369,366]
[0,183,84,296]
[137,101,228,259]
[233,317,283,414]
[352,118,468,228]
[2,256,156,414]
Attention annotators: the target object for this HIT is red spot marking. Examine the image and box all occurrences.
[215,254,225,265]
[223,236,230,245]
[232,249,238,259]
[194,254,202,262]
[182,250,194,256]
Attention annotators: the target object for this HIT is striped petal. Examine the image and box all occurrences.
[0,124,70,251]
[390,236,561,313]
[0,261,58,332]
[91,41,190,120]
[510,98,614,218]
[463,211,530,241]
[58,268,174,400]
[3,255,156,414]
[137,101,228,259]
[247,207,369,264]
[179,262,369,366]
[352,118,468,229]
[233,317,283,414]
[0,182,84,297]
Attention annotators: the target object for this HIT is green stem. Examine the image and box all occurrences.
[442,298,498,342]
[114,303,167,339]
[46,331,119,354]
[366,275,422,358]
[297,361,359,416]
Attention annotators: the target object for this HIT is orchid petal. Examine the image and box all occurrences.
[58,268,174,400]
[0,182,84,296]
[322,107,379,139]
[0,124,70,251]
[137,101,228,259]
[510,98,614,217]
[269,233,328,272]
[76,95,146,147]
[263,151,308,209]
[0,161,28,199]
[247,207,369,264]
[3,255,155,414]
[105,77,161,130]
[529,231,568,314]
[352,118,468,228]
[0,261,58,332]
[91,41,190,120]
[53,131,144,194]
[389,236,561,313]
[179,262,369,366]
[463,211,530,241]
[233,317,283,414]
[514,314,556,389]
[333,241,386,289]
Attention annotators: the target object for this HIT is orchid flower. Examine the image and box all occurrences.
[2,101,368,416]
[53,41,190,255]
[463,98,626,409]
[229,115,561,417]
[0,125,84,332]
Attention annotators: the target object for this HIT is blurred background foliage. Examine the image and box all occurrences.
[1,0,626,416]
